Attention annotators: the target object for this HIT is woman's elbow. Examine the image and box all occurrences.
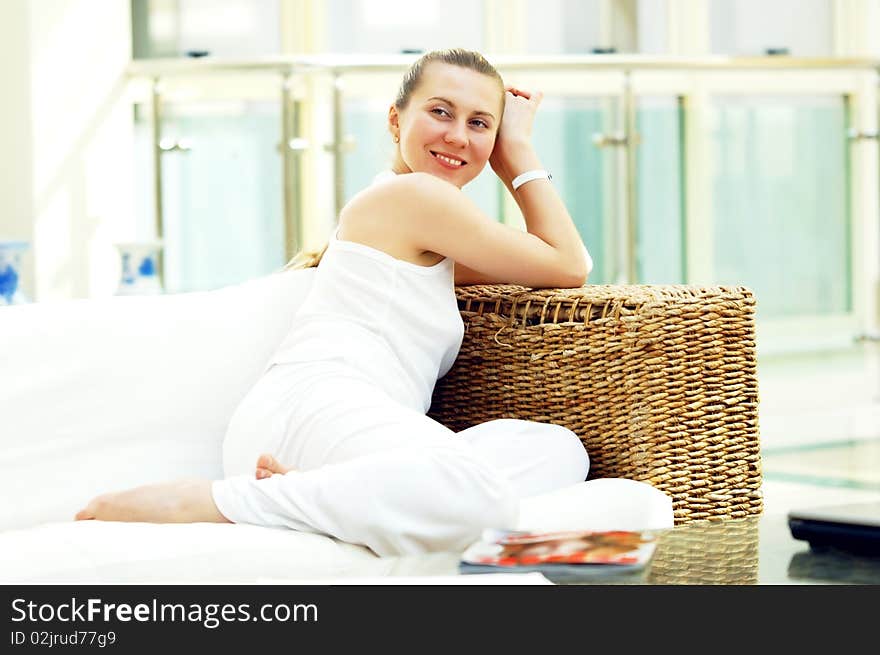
[563,270,588,288]
[565,256,590,287]
[554,265,588,289]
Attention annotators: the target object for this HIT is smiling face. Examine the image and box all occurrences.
[388,62,504,188]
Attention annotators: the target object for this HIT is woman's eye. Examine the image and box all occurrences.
[431,107,450,117]
[470,119,489,129]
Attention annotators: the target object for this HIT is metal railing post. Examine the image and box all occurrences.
[281,73,297,261]
[150,77,165,289]
[623,70,640,284]
[331,73,345,218]
[322,72,357,220]
[281,71,310,262]
[592,74,640,284]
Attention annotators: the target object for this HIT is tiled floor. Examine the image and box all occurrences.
[762,439,880,491]
[761,444,880,522]
[757,345,880,523]
[761,450,880,523]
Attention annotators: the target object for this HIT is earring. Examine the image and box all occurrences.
[393,135,399,143]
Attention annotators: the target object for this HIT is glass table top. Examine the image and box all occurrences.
[373,513,880,585]
[642,514,880,585]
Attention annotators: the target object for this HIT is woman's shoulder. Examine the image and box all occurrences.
[378,171,461,195]
[338,173,459,262]
[368,171,457,199]
[341,172,459,224]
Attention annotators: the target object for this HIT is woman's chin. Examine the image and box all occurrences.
[424,165,478,188]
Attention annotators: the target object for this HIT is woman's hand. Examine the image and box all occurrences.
[489,86,544,186]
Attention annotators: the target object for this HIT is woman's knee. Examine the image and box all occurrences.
[543,424,590,483]
[455,419,589,498]
[500,421,589,486]
[462,419,589,479]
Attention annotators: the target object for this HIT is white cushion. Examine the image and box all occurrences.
[0,269,315,531]
[0,521,377,583]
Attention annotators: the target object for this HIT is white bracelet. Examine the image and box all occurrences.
[511,169,552,191]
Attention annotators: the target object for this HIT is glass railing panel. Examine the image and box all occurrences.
[533,96,618,284]
[134,101,286,293]
[710,95,851,319]
[636,95,685,284]
[343,99,393,198]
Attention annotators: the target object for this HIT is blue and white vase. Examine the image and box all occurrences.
[114,241,163,295]
[0,240,30,305]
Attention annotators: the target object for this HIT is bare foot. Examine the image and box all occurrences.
[255,453,295,480]
[74,479,231,524]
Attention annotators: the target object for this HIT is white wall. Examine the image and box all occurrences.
[709,0,833,56]
[0,0,136,300]
[177,0,281,56]
[636,0,668,54]
[0,2,36,296]
[325,0,484,53]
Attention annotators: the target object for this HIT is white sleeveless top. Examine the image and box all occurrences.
[268,209,464,414]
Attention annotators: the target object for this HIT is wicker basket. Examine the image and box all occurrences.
[428,284,763,524]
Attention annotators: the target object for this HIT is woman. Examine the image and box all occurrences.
[75,49,593,557]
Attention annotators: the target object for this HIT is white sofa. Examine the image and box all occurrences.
[0,269,672,583]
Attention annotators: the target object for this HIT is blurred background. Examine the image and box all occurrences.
[1,0,879,486]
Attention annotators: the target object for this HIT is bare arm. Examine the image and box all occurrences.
[454,239,593,285]
[453,261,501,286]
[493,150,587,276]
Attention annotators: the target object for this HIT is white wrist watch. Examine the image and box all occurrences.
[511,169,552,191]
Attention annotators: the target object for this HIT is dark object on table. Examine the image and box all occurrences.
[788,502,880,557]
[186,50,210,58]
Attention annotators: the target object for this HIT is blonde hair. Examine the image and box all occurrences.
[282,243,328,271]
[283,48,503,270]
[394,47,504,111]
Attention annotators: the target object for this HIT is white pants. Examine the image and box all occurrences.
[212,361,590,557]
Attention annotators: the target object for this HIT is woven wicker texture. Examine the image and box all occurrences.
[428,284,763,524]
[647,517,759,584]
